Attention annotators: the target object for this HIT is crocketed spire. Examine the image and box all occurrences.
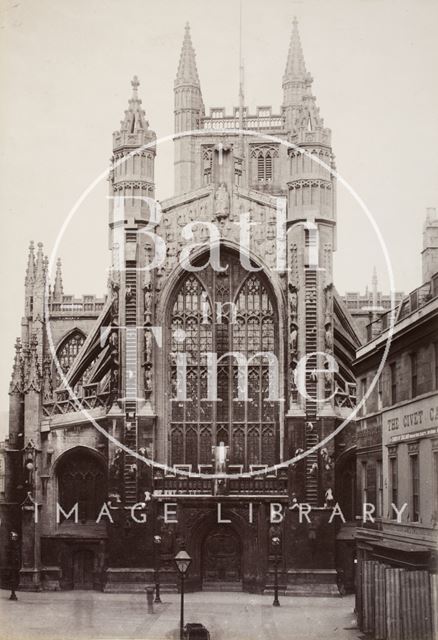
[9,338,24,395]
[175,23,201,86]
[120,76,150,134]
[53,258,64,301]
[34,242,45,284]
[282,18,326,136]
[283,17,310,86]
[25,241,35,287]
[24,333,41,394]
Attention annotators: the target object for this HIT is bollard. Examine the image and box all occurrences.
[146,586,155,614]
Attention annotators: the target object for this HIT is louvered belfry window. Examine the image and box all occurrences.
[169,249,279,471]
[257,149,274,182]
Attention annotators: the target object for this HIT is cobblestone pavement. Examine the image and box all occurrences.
[0,590,361,640]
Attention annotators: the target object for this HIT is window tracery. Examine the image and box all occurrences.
[169,251,279,470]
[57,450,106,522]
[54,331,86,387]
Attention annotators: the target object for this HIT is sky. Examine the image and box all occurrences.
[0,0,437,420]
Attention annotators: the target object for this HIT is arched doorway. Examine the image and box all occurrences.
[57,447,107,523]
[202,527,242,589]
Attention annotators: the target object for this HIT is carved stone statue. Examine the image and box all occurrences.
[144,366,152,394]
[42,356,53,403]
[324,284,333,326]
[290,323,298,355]
[324,366,332,397]
[324,488,334,507]
[110,280,120,319]
[212,442,228,475]
[214,183,230,220]
[144,283,152,323]
[144,330,152,364]
[288,284,298,320]
[325,323,333,350]
[109,449,123,488]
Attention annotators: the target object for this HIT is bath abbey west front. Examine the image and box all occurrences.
[1,21,360,594]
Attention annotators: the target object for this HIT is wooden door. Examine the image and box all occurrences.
[202,529,241,583]
[72,549,94,589]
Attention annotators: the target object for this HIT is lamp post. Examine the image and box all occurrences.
[153,535,162,604]
[174,549,192,640]
[271,535,281,607]
[9,531,19,601]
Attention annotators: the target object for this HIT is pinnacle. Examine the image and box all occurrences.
[120,76,149,134]
[283,17,309,85]
[53,257,64,301]
[25,240,36,287]
[175,22,201,86]
[9,337,23,395]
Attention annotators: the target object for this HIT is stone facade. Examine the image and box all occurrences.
[1,20,360,595]
[353,240,438,635]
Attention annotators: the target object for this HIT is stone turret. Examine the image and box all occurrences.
[174,23,205,195]
[283,19,338,504]
[284,19,335,231]
[422,207,438,282]
[110,76,156,230]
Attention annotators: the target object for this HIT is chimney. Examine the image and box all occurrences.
[422,207,438,282]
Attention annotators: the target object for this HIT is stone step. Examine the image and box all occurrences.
[202,581,243,592]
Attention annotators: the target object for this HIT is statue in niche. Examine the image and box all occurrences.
[110,368,119,403]
[324,284,333,326]
[288,284,298,320]
[324,364,333,397]
[213,441,228,475]
[324,322,333,350]
[144,366,152,395]
[144,283,152,323]
[110,279,120,319]
[324,488,335,508]
[290,323,298,356]
[109,329,119,371]
[109,448,123,491]
[42,356,53,403]
[214,183,230,220]
[144,330,152,364]
[290,358,299,405]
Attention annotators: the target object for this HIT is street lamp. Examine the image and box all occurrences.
[153,535,162,604]
[9,531,19,601]
[174,550,192,640]
[271,535,281,607]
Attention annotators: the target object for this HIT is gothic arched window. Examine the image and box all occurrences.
[54,330,86,387]
[202,146,213,185]
[57,449,106,523]
[169,249,279,471]
[256,148,275,182]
